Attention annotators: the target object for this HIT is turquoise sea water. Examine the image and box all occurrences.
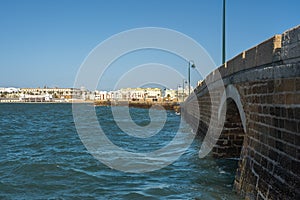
[0,103,242,199]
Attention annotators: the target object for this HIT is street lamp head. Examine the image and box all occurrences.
[188,60,196,95]
[189,60,196,68]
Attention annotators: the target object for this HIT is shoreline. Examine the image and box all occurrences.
[0,100,181,111]
[94,100,181,111]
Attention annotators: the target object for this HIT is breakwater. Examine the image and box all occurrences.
[183,25,300,199]
[94,100,181,111]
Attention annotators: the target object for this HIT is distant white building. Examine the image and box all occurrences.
[114,88,162,102]
[144,88,161,101]
[0,87,20,93]
[92,90,108,100]
[106,90,121,101]
[20,87,83,100]
[163,89,176,101]
[176,85,190,102]
[19,93,53,102]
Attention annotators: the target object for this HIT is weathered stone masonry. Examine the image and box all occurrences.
[183,26,300,199]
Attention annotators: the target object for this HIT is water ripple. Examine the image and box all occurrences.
[0,103,242,199]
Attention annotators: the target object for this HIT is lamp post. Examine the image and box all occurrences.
[222,0,226,64]
[188,60,196,95]
[182,79,187,102]
[177,84,180,102]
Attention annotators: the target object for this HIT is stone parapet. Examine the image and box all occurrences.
[184,25,300,199]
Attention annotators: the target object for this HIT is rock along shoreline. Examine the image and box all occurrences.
[94,100,181,112]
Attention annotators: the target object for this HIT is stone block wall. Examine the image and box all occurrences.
[183,25,300,199]
[234,78,300,199]
[213,98,245,158]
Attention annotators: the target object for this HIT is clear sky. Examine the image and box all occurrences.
[0,0,299,90]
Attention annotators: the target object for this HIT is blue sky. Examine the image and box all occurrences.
[0,0,299,90]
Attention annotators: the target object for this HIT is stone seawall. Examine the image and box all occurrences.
[183,26,300,199]
[94,100,180,111]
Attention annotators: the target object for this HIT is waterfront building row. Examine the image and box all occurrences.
[92,88,187,102]
[0,86,191,102]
